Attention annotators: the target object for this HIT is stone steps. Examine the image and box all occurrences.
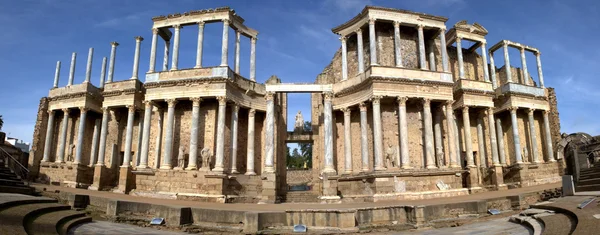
[28,209,88,235]
[0,165,36,195]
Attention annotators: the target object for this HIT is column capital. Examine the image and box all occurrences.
[249,108,256,117]
[339,36,346,43]
[368,18,376,25]
[397,96,408,105]
[323,92,334,101]
[359,102,368,111]
[79,107,89,113]
[519,47,525,53]
[165,98,178,107]
[354,28,362,34]
[371,95,382,104]
[126,105,136,113]
[422,98,431,107]
[47,109,55,115]
[393,21,400,28]
[462,106,470,113]
[101,107,110,113]
[508,107,518,113]
[232,103,240,112]
[222,19,231,25]
[439,27,447,32]
[445,100,454,107]
[173,24,182,30]
[190,97,202,106]
[197,21,205,26]
[251,37,258,43]
[152,28,159,34]
[135,36,144,42]
[456,37,462,43]
[527,108,535,115]
[110,41,119,47]
[341,107,351,116]
[143,100,154,108]
[542,109,549,115]
[535,51,541,56]
[503,42,509,48]
[265,92,274,101]
[217,96,227,105]
[487,107,494,113]
[417,24,424,29]
[62,108,70,113]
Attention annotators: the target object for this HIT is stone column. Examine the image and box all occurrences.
[171,25,182,70]
[89,119,101,167]
[265,93,275,173]
[427,39,436,71]
[53,61,61,88]
[149,29,158,72]
[56,108,69,163]
[417,25,427,70]
[520,48,529,85]
[368,18,377,66]
[230,104,240,174]
[341,36,348,80]
[463,107,475,167]
[398,97,410,169]
[186,98,201,170]
[85,48,93,83]
[161,99,177,169]
[359,102,369,172]
[74,107,88,164]
[440,28,449,72]
[393,21,403,67]
[122,105,136,167]
[356,29,364,73]
[195,22,205,68]
[42,110,55,162]
[446,101,458,167]
[250,37,257,81]
[245,109,257,175]
[510,108,523,164]
[487,108,500,166]
[323,92,336,174]
[67,52,76,86]
[536,52,545,88]
[99,57,107,88]
[481,43,490,82]
[213,96,227,173]
[542,110,555,162]
[496,117,507,165]
[476,114,486,167]
[342,107,352,174]
[489,52,498,89]
[372,96,385,171]
[453,111,461,166]
[131,36,143,79]
[423,99,436,169]
[107,42,118,83]
[154,109,163,168]
[163,41,170,71]
[456,37,465,79]
[503,43,512,83]
[234,31,241,73]
[434,106,443,167]
[528,109,540,163]
[136,111,144,167]
[139,101,153,169]
[220,20,230,66]
[97,108,109,166]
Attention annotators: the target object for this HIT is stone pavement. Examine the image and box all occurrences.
[69,221,186,235]
[395,217,532,235]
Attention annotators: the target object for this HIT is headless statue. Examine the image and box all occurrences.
[201,147,212,170]
[177,146,185,169]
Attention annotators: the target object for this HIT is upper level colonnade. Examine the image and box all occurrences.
[445,21,492,85]
[489,40,545,89]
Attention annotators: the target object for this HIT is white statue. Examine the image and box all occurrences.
[294,111,304,132]
[177,146,185,169]
[201,147,212,170]
[385,143,398,168]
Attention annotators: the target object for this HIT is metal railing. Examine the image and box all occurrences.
[0,147,29,186]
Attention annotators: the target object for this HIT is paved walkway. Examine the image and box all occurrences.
[69,221,186,235]
[396,218,532,235]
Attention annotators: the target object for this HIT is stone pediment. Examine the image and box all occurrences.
[454,20,488,36]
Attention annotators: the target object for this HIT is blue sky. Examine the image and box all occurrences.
[0,0,599,145]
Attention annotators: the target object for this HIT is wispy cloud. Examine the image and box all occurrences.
[94,11,153,28]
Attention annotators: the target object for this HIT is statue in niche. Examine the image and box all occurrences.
[201,147,212,171]
[436,147,445,167]
[294,111,304,133]
[385,143,399,168]
[177,146,185,169]
[67,144,76,162]
[522,147,529,163]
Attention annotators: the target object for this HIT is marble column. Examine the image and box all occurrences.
[171,25,182,70]
[487,108,500,166]
[428,39,436,71]
[536,52,545,88]
[154,109,163,168]
[67,52,76,86]
[89,119,101,167]
[161,99,177,169]
[341,36,348,80]
[122,105,136,167]
[195,22,205,68]
[85,48,93,83]
[42,110,55,162]
[520,48,529,85]
[417,25,426,70]
[220,20,230,67]
[97,108,109,166]
[503,43,512,83]
[393,21,402,67]
[131,36,143,79]
[528,109,540,163]
[213,96,227,173]
[440,28,449,72]
[250,37,257,81]
[368,18,377,65]
[372,96,385,171]
[463,107,475,167]
[230,104,240,174]
[453,111,461,166]
[456,37,465,79]
[423,99,436,169]
[163,41,170,71]
[234,31,241,73]
[542,110,555,162]
[136,111,144,167]
[510,108,523,164]
[446,101,459,168]
[186,98,201,170]
[264,93,275,173]
[356,29,364,73]
[139,101,153,169]
[476,114,486,167]
[489,52,498,89]
[496,117,507,165]
[99,57,107,89]
[481,43,490,82]
[342,107,352,174]
[149,29,158,72]
[359,102,369,172]
[56,108,69,163]
[53,61,61,88]
[74,107,88,164]
[245,109,257,175]
[107,42,118,83]
[398,97,410,169]
[434,106,443,167]
[323,93,336,174]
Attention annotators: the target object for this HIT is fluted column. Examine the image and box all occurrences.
[230,104,240,174]
[53,61,61,88]
[213,96,227,173]
[342,107,352,174]
[393,21,402,67]
[67,52,76,86]
[323,92,336,174]
[368,18,377,66]
[440,28,449,72]
[161,99,177,169]
[185,98,201,170]
[234,31,241,73]
[122,105,135,167]
[542,110,555,162]
[398,97,410,169]
[487,108,500,166]
[359,102,369,172]
[195,22,205,68]
[99,57,107,88]
[503,43,512,83]
[107,42,118,83]
[85,48,93,83]
[417,25,426,70]
[96,108,109,166]
[56,108,69,163]
[456,37,465,79]
[463,107,475,167]
[520,48,529,85]
[341,36,348,80]
[489,52,498,89]
[481,43,490,82]
[74,107,88,164]
[372,96,385,171]
[476,114,486,167]
[139,101,153,169]
[89,119,101,167]
[423,99,436,169]
[496,117,507,165]
[356,29,364,73]
[163,41,170,71]
[528,109,540,163]
[42,110,55,162]
[245,109,257,175]
[220,20,230,66]
[149,29,158,72]
[250,37,256,81]
[171,25,182,70]
[427,39,436,71]
[434,106,443,167]
[510,108,523,164]
[446,101,458,167]
[264,93,275,173]
[536,52,545,88]
[131,36,143,79]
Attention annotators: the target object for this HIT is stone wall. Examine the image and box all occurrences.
[29,97,49,178]
[286,169,312,185]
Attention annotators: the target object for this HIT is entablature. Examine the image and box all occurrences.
[489,40,540,54]
[152,7,258,38]
[445,20,488,51]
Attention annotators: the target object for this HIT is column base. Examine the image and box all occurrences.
[491,166,506,190]
[322,167,337,175]
[549,159,557,163]
[159,164,172,170]
[466,167,479,188]
[260,172,278,204]
[401,165,413,169]
[185,165,198,171]
[169,68,178,71]
[343,170,353,174]
[230,169,240,174]
[426,165,437,169]
[264,166,275,173]
[116,166,134,194]
[374,166,387,171]
[212,166,225,174]
[173,167,184,171]
[194,65,202,69]
[244,171,256,176]
[449,164,460,168]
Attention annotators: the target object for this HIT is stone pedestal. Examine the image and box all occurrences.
[491,166,508,191]
[116,166,134,194]
[319,175,341,204]
[260,172,278,204]
[89,165,108,191]
[466,167,480,190]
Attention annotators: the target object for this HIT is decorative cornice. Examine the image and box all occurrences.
[332,6,448,34]
[152,7,232,22]
[143,77,228,89]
